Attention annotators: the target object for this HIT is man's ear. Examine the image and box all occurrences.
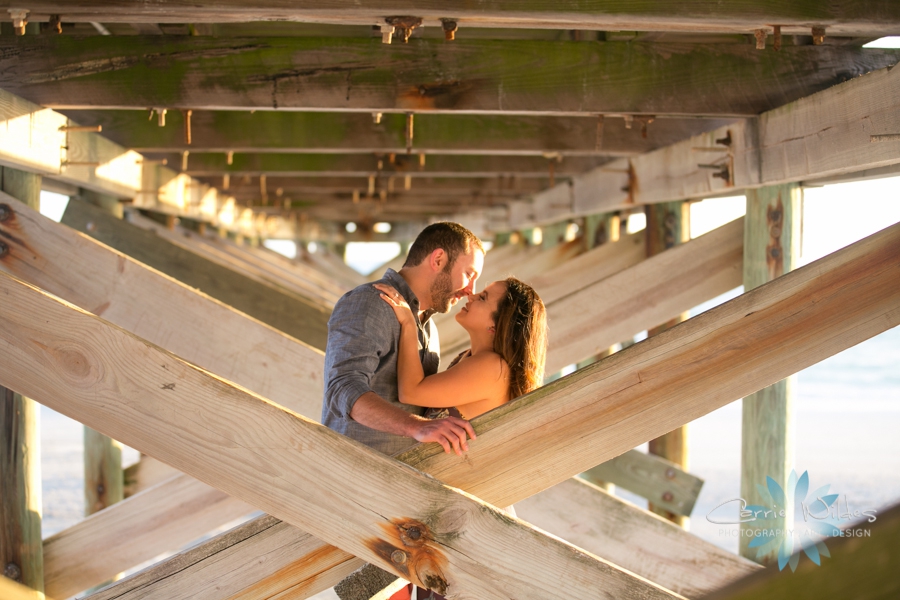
[428,248,447,272]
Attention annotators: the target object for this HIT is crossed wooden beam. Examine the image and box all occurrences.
[0,196,896,596]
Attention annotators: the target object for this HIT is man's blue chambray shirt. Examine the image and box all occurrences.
[322,269,441,455]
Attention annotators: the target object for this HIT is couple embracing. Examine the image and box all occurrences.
[321,222,547,599]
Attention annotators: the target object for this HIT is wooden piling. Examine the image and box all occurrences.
[740,184,801,565]
[77,189,126,516]
[0,167,43,592]
[644,200,690,528]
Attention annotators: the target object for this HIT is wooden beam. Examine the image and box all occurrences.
[82,219,900,600]
[0,168,43,594]
[580,449,703,518]
[62,110,731,156]
[60,197,332,349]
[124,210,345,307]
[0,576,49,600]
[8,2,900,36]
[0,274,680,600]
[703,501,900,600]
[0,192,325,418]
[470,63,900,234]
[44,473,255,599]
[739,184,801,565]
[2,37,896,115]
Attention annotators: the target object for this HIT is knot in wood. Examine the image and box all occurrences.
[0,203,11,221]
[0,241,9,258]
[769,247,782,260]
[407,526,422,540]
[4,562,21,581]
[399,520,428,547]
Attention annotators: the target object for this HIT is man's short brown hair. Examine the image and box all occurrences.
[403,222,484,269]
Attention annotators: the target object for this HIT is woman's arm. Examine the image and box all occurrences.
[374,283,508,410]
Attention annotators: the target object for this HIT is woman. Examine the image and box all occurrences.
[374,277,547,422]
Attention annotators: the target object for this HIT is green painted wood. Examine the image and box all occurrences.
[59,110,732,156]
[1,37,896,115]
[0,167,43,593]
[61,198,331,350]
[739,183,801,566]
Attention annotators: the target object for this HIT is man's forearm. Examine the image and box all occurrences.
[349,391,419,438]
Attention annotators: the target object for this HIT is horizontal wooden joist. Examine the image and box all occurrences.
[5,1,900,36]
[61,110,730,156]
[459,62,900,233]
[80,218,900,600]
[2,37,896,116]
[166,152,610,177]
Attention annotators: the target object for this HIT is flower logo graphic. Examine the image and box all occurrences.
[746,469,843,571]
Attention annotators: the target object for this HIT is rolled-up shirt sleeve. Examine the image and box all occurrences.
[323,288,398,421]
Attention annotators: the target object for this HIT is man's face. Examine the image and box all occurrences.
[429,248,484,313]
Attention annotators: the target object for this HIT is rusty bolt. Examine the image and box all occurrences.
[391,549,408,564]
[407,526,422,540]
[0,241,9,259]
[5,562,21,581]
[0,203,11,221]
[811,26,826,45]
[441,19,458,41]
[49,14,62,34]
[715,131,732,147]
[97,483,105,495]
[753,29,767,50]
[662,491,675,503]
[769,247,782,260]
[665,467,677,480]
[86,221,96,232]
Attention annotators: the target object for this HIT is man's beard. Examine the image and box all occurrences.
[429,268,456,313]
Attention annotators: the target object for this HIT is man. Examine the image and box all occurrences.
[322,222,485,456]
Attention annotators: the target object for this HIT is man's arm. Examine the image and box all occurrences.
[350,391,475,455]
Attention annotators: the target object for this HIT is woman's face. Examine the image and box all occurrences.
[456,280,506,332]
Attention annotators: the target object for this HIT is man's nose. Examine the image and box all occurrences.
[464,278,476,295]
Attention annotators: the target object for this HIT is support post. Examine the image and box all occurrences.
[0,167,43,592]
[78,189,125,515]
[644,200,690,528]
[740,184,801,565]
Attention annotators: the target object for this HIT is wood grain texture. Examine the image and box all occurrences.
[2,37,896,116]
[80,220,900,600]
[517,479,759,598]
[122,455,173,498]
[8,1,900,36]
[0,274,678,600]
[544,217,743,373]
[61,197,332,350]
[580,449,703,518]
[0,193,325,417]
[739,185,801,564]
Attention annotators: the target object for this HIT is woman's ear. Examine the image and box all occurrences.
[488,326,495,333]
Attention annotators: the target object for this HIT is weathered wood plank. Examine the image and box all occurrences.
[9,2,900,36]
[544,216,743,373]
[703,501,900,600]
[0,192,325,418]
[60,197,332,349]
[580,450,703,518]
[123,455,173,498]
[0,576,48,600]
[474,63,900,234]
[44,474,256,599]
[2,37,896,115]
[0,169,43,594]
[124,210,343,307]
[739,184,801,564]
[62,110,731,156]
[82,219,900,600]
[0,274,678,600]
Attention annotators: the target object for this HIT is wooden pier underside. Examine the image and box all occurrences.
[1,5,900,599]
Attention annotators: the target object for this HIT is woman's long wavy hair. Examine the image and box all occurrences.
[491,277,548,400]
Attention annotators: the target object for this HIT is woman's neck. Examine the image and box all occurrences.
[467,330,495,356]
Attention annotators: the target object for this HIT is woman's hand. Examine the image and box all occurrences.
[373,283,416,327]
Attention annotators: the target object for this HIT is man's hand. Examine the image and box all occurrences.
[409,415,476,456]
